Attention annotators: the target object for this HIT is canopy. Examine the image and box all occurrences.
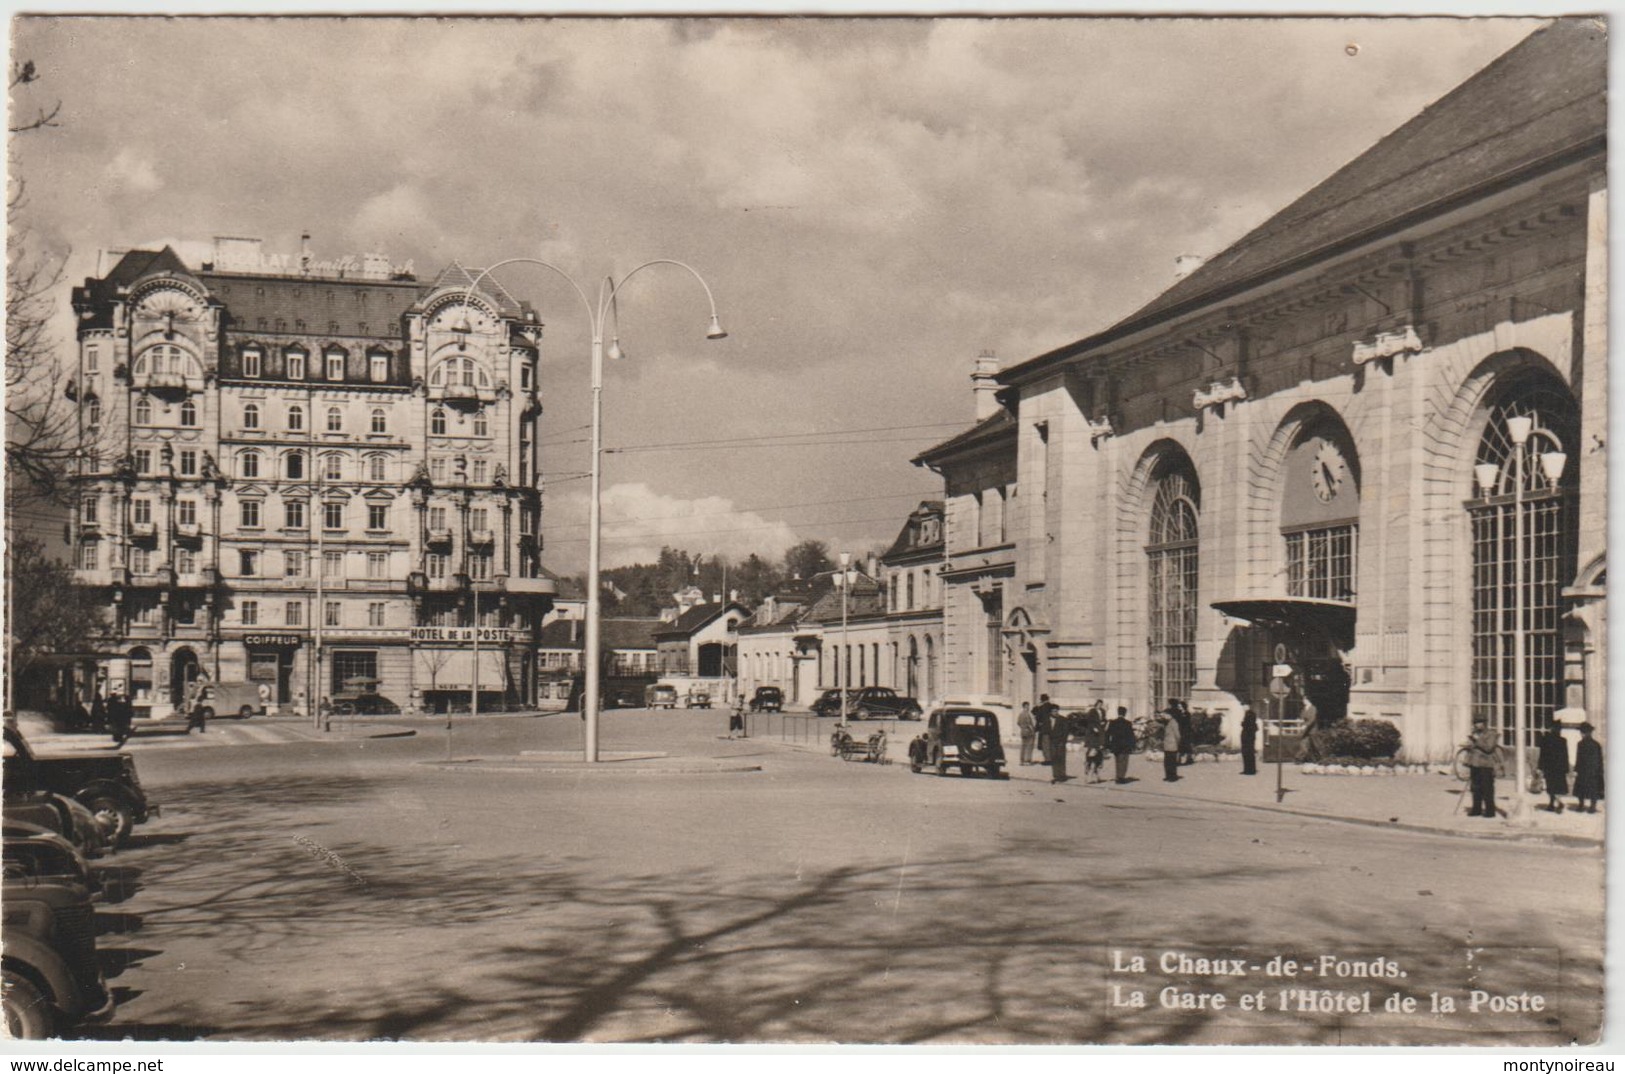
[412,649,508,691]
[1210,597,1356,651]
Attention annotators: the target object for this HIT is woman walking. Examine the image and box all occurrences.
[1537,723,1570,812]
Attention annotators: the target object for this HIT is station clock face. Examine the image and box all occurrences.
[433,303,494,333]
[1311,441,1349,503]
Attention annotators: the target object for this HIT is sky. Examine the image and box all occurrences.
[9,15,1542,573]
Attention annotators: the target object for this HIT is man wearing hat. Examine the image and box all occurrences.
[1573,722,1604,814]
[1463,715,1501,819]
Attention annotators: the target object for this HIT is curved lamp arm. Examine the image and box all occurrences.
[601,258,728,341]
[458,257,598,340]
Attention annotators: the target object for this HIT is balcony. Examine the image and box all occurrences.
[129,521,157,540]
[174,521,202,540]
[426,527,453,546]
[468,529,495,546]
[429,382,498,407]
[347,578,398,592]
[132,370,206,394]
[504,576,556,597]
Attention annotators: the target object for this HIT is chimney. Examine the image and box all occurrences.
[713,592,722,605]
[973,351,1000,421]
[1174,254,1206,281]
[300,231,313,274]
[866,553,878,579]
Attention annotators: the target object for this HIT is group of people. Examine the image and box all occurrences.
[1018,696,1144,786]
[1462,715,1604,819]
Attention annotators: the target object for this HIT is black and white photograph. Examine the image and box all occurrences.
[1,10,1609,1051]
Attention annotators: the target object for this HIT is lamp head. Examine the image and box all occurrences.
[1539,451,1567,486]
[706,314,728,341]
[839,551,851,569]
[606,337,626,362]
[1474,462,1501,495]
[1506,414,1534,446]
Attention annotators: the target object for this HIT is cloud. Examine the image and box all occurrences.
[103,148,162,194]
[551,481,803,571]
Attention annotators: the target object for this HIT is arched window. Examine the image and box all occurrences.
[428,356,492,389]
[368,455,386,482]
[243,402,260,429]
[86,399,101,427]
[287,404,304,432]
[431,408,447,436]
[371,408,387,434]
[134,344,198,378]
[1469,375,1579,750]
[286,452,305,480]
[179,399,197,426]
[1147,454,1200,709]
[134,397,152,424]
[327,406,343,433]
[473,409,489,437]
[240,451,260,478]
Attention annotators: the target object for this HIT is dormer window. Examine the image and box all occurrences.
[286,349,307,380]
[325,350,345,381]
[243,347,262,378]
[369,353,388,383]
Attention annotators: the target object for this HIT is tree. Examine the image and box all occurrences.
[783,539,833,581]
[7,536,106,684]
[7,59,79,502]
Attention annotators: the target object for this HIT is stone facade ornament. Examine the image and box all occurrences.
[1351,324,1423,366]
[1192,375,1248,412]
[1087,415,1115,446]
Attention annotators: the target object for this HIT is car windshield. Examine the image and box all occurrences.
[950,712,991,727]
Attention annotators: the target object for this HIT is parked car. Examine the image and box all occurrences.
[331,677,400,716]
[4,824,101,895]
[3,726,157,848]
[645,684,680,709]
[749,686,783,713]
[186,681,271,721]
[685,689,713,709]
[1,872,115,1038]
[908,705,1009,779]
[846,686,924,721]
[810,689,859,718]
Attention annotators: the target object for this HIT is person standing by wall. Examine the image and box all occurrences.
[1240,708,1259,776]
[1016,702,1036,766]
[1573,723,1604,814]
[1161,711,1183,783]
[1106,706,1136,784]
[1464,716,1500,819]
[1172,700,1195,765]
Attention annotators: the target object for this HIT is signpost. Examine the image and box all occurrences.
[1269,671,1292,803]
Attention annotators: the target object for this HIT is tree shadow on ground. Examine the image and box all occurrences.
[89,771,1602,1045]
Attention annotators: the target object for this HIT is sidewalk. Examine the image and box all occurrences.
[750,713,1603,847]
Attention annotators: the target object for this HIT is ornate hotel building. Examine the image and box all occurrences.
[68,237,555,719]
[916,21,1605,761]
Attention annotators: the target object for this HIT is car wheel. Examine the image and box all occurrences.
[3,969,54,1040]
[238,705,254,719]
[83,791,135,847]
[855,707,871,722]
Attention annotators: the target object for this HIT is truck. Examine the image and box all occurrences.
[4,726,158,848]
[186,681,273,721]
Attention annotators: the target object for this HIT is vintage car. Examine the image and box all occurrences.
[684,689,713,710]
[749,686,783,713]
[330,677,401,716]
[645,684,680,709]
[846,686,923,721]
[186,681,271,721]
[1,871,115,1038]
[810,689,859,719]
[4,726,156,848]
[908,705,1009,779]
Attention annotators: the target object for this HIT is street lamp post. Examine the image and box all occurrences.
[838,552,851,724]
[459,258,726,762]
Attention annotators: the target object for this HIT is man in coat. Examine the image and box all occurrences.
[1172,700,1195,765]
[1048,707,1073,784]
[1240,708,1259,776]
[1033,694,1058,764]
[1573,722,1604,813]
[1016,702,1036,765]
[1537,722,1570,812]
[1161,712,1183,782]
[108,691,134,747]
[1464,715,1500,819]
[1106,706,1137,784]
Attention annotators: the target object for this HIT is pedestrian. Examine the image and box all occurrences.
[89,693,108,734]
[1080,703,1107,781]
[184,680,208,735]
[729,694,746,738]
[1016,702,1036,765]
[1463,715,1500,819]
[1295,696,1323,762]
[1033,694,1058,764]
[107,691,134,747]
[1161,710,1182,782]
[1049,708,1073,784]
[1573,723,1604,814]
[1172,700,1195,765]
[1240,707,1259,776]
[1537,722,1570,812]
[1106,706,1136,784]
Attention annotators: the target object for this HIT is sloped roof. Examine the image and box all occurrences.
[427,262,529,318]
[650,601,749,639]
[912,409,1016,467]
[883,500,946,560]
[1004,18,1607,381]
[537,617,660,651]
[72,247,195,330]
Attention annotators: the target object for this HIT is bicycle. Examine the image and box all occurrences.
[1452,745,1544,794]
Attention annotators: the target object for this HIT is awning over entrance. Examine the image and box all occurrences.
[1211,597,1356,651]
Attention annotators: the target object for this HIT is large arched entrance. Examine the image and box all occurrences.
[1467,372,1579,751]
[170,648,203,708]
[1146,452,1200,710]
